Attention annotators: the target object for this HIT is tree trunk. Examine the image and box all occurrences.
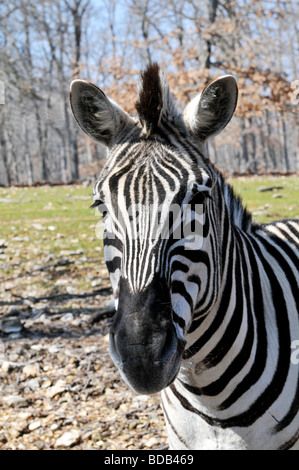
[205,0,219,69]
[279,114,290,171]
[0,122,11,186]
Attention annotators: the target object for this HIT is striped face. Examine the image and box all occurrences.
[70,64,238,394]
[95,139,213,393]
[97,140,212,292]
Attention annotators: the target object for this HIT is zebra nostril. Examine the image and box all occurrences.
[109,332,122,365]
[161,327,176,362]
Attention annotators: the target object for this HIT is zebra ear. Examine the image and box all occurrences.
[69,80,134,146]
[182,75,238,141]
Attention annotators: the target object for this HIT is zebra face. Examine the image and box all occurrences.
[95,146,212,393]
[70,64,238,394]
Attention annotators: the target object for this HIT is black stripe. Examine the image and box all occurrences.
[181,230,292,428]
[170,246,211,264]
[202,245,244,369]
[197,243,251,397]
[160,151,187,183]
[172,280,193,310]
[278,429,299,450]
[254,232,299,432]
[193,222,218,314]
[219,231,267,409]
[153,158,177,192]
[262,227,299,289]
[104,235,123,251]
[274,222,299,245]
[216,236,292,428]
[274,224,298,245]
[220,201,232,278]
[255,231,299,315]
[188,233,255,399]
[152,169,167,202]
[184,239,234,351]
[172,311,186,329]
[169,384,223,427]
[187,274,201,289]
[284,221,299,241]
[108,162,132,195]
[161,390,191,449]
[124,167,134,209]
[106,257,121,273]
[274,380,299,433]
[171,260,189,275]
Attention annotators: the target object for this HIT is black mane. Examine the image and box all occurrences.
[135,63,164,134]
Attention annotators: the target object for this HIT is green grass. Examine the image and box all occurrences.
[0,184,101,251]
[0,176,298,256]
[0,177,298,293]
[0,185,104,288]
[227,175,299,223]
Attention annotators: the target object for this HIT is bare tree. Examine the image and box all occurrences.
[0,0,298,186]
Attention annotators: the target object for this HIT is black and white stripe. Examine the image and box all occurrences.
[70,65,299,450]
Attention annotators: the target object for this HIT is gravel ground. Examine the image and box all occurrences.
[0,246,168,450]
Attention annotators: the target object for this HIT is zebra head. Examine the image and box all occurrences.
[70,65,238,394]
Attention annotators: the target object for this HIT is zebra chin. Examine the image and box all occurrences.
[109,330,185,394]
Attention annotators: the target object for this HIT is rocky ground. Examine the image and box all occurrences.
[0,246,168,450]
[1,177,297,450]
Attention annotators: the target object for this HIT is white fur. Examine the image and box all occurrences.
[182,75,238,140]
[70,79,134,144]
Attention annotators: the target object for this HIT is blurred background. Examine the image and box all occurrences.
[0,0,298,186]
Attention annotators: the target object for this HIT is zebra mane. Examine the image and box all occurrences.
[136,63,178,135]
[216,171,253,232]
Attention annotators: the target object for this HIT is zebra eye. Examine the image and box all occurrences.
[90,199,108,216]
[90,198,103,208]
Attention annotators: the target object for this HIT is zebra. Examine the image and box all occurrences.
[69,64,299,450]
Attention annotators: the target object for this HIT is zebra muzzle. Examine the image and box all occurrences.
[108,277,186,394]
[109,325,184,394]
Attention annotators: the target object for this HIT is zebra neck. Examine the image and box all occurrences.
[178,223,259,407]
